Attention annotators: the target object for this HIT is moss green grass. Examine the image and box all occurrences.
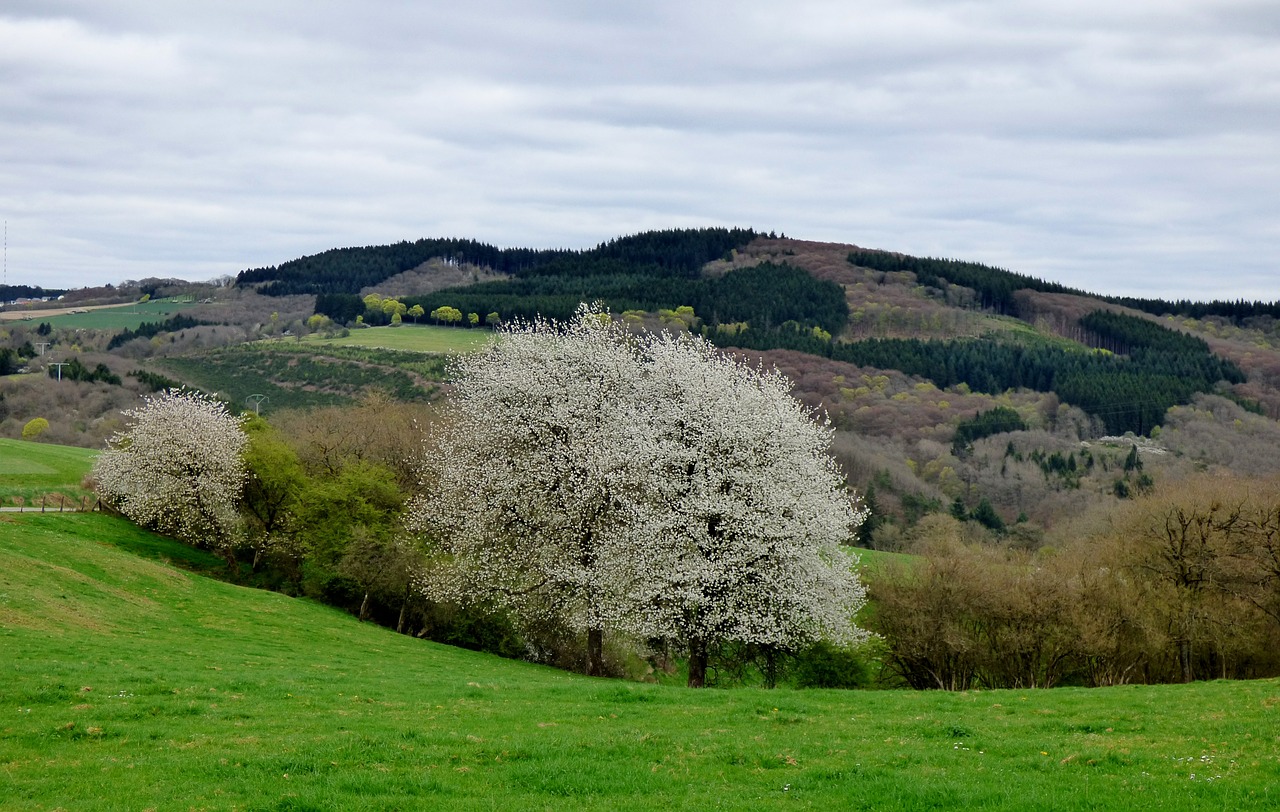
[305,324,491,354]
[3,512,1278,810]
[0,438,96,508]
[9,299,198,331]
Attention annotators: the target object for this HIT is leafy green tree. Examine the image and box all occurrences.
[240,417,307,569]
[294,462,404,603]
[431,306,462,327]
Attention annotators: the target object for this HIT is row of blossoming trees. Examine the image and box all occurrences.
[91,305,871,687]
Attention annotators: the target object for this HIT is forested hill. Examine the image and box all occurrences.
[846,250,1280,324]
[243,228,1280,442]
[236,228,760,296]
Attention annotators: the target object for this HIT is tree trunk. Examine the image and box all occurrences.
[358,592,371,622]
[587,627,605,677]
[688,637,708,688]
[396,582,413,634]
[1179,638,1193,683]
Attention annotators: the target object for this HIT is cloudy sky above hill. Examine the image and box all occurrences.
[2,1,1277,298]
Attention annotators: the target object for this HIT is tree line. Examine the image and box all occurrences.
[714,312,1244,436]
[848,248,1280,325]
[872,475,1280,688]
[239,228,758,296]
[316,261,850,338]
[0,284,66,302]
[106,313,206,350]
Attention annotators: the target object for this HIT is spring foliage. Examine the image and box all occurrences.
[92,389,247,553]
[413,306,868,681]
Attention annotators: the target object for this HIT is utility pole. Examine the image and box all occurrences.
[34,342,50,356]
[49,362,69,381]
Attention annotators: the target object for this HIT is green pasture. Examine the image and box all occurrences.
[3,299,199,331]
[2,513,1278,810]
[305,324,492,354]
[0,438,96,508]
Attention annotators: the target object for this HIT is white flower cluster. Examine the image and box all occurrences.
[92,388,247,551]
[413,304,868,652]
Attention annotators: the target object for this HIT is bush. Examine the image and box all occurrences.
[792,641,874,689]
[21,417,49,439]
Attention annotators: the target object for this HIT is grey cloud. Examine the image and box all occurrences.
[0,1,1275,300]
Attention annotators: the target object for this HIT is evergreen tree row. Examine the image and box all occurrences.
[713,318,1243,436]
[318,262,849,337]
[0,284,65,302]
[848,249,1280,325]
[847,249,1077,316]
[1078,310,1215,356]
[49,357,121,385]
[240,228,758,296]
[952,407,1027,455]
[106,314,205,350]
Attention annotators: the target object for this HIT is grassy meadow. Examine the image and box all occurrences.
[305,324,493,354]
[2,299,198,331]
[0,438,96,509]
[3,511,1279,810]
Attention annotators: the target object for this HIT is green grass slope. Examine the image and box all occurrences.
[3,514,1279,809]
[15,299,198,330]
[0,438,96,508]
[306,324,492,353]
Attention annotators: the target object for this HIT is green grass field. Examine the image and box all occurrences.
[305,324,492,354]
[0,438,96,508]
[3,512,1279,810]
[5,299,199,331]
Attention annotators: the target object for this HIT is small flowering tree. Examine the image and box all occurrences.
[92,389,248,562]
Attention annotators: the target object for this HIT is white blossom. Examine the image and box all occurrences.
[412,305,868,675]
[92,389,247,554]
[413,305,648,635]
[618,331,869,652]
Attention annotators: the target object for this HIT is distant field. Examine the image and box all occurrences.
[0,438,96,508]
[305,324,492,353]
[0,299,198,330]
[159,339,449,413]
[3,512,1279,810]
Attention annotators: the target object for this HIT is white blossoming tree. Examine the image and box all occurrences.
[414,305,868,684]
[92,389,248,563]
[622,332,869,686]
[413,306,649,676]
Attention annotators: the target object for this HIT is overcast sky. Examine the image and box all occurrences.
[2,1,1277,300]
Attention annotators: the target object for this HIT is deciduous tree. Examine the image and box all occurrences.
[92,389,247,561]
[414,306,869,684]
[621,331,869,686]
[414,306,646,676]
